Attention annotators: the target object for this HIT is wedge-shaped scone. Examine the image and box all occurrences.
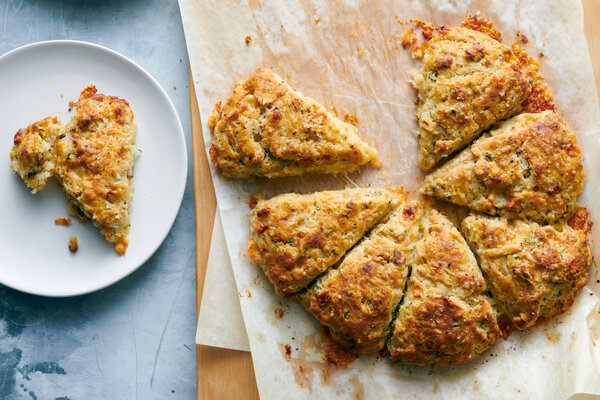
[208,67,381,179]
[297,200,422,353]
[461,212,591,334]
[10,117,64,193]
[421,111,584,224]
[55,86,137,255]
[248,188,398,295]
[414,27,532,171]
[388,209,501,366]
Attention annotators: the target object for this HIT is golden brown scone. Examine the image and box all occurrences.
[55,85,137,255]
[421,111,584,224]
[208,67,381,179]
[10,117,64,193]
[388,209,501,366]
[461,212,591,334]
[248,188,398,295]
[414,26,532,171]
[297,200,422,353]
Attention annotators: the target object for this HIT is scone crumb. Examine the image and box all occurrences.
[245,34,252,44]
[68,236,78,252]
[401,28,417,48]
[314,18,320,24]
[343,113,359,126]
[516,31,528,44]
[54,217,72,226]
[281,344,292,361]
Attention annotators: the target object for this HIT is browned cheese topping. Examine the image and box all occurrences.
[248,188,399,295]
[421,111,584,224]
[55,86,137,255]
[461,213,592,335]
[208,67,380,179]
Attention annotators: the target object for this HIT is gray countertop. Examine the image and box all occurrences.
[0,1,196,398]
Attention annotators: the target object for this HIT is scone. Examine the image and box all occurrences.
[413,26,532,171]
[55,86,137,255]
[10,117,64,193]
[208,67,381,179]
[421,111,584,224]
[297,200,422,354]
[387,209,501,366]
[461,212,591,333]
[248,188,398,295]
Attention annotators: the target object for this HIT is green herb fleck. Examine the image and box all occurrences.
[26,171,35,178]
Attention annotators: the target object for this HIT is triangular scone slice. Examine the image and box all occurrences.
[421,111,584,224]
[388,209,501,366]
[297,200,421,354]
[461,212,591,334]
[208,67,381,179]
[414,27,532,171]
[248,188,398,295]
[10,117,64,193]
[55,86,137,255]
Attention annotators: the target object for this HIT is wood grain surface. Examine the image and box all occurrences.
[193,3,600,398]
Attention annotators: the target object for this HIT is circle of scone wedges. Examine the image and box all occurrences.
[208,17,593,366]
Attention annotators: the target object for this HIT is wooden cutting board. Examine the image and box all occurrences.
[193,2,600,397]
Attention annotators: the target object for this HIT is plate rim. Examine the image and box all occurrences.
[0,39,188,297]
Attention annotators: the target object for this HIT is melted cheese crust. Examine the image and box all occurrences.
[208,67,380,179]
[10,117,63,193]
[55,86,137,255]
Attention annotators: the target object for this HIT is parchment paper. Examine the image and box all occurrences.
[195,209,250,352]
[181,0,600,398]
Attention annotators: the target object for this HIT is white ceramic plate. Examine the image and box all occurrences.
[0,41,187,296]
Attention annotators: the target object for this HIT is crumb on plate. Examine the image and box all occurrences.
[68,236,78,252]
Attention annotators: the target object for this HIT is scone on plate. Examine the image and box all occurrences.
[461,212,591,333]
[55,85,137,255]
[388,209,501,366]
[297,200,422,354]
[208,67,381,179]
[10,116,64,193]
[421,111,584,224]
[413,26,532,171]
[248,188,398,295]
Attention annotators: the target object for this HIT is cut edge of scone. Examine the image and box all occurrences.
[387,208,502,366]
[208,67,381,179]
[55,85,138,255]
[297,200,422,354]
[10,116,64,193]
[248,187,400,295]
[420,110,584,224]
[460,211,592,335]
